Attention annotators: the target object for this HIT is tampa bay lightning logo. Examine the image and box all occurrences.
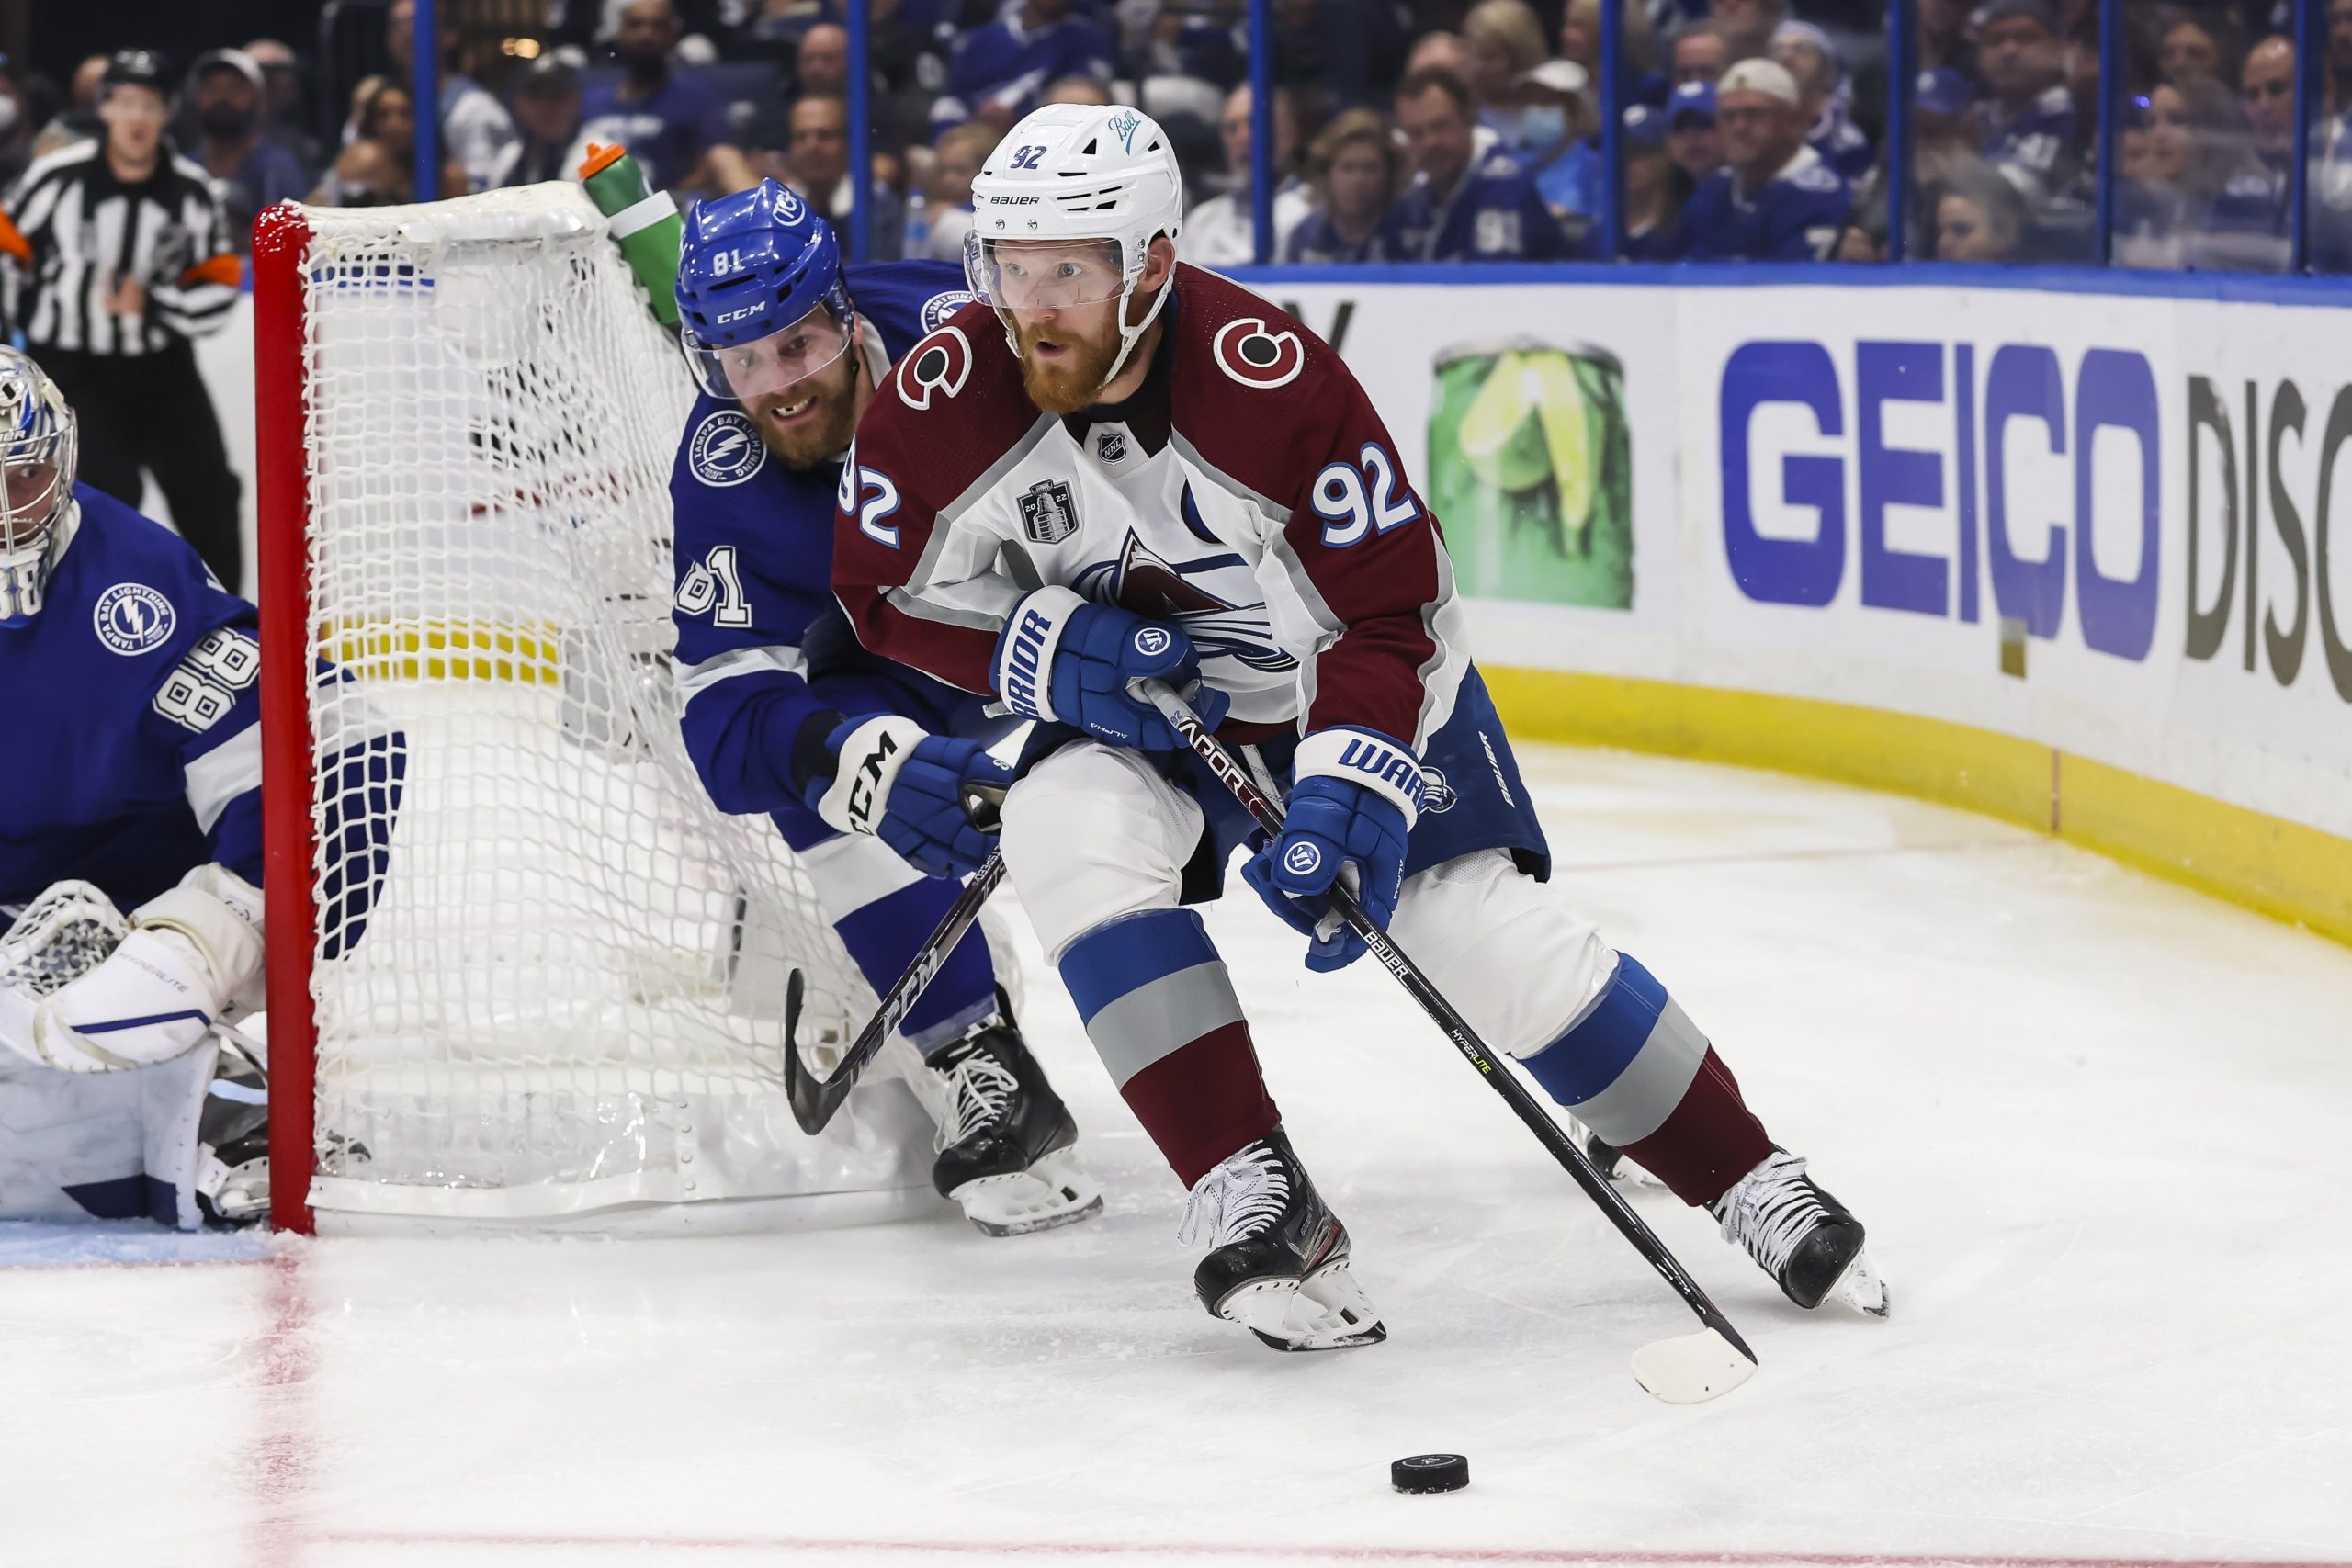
[919,289,976,333]
[1282,840,1323,877]
[92,582,175,656]
[1073,526,1298,674]
[689,409,765,487]
[1419,767,1457,816]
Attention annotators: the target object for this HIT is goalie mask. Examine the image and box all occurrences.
[0,348,77,628]
[965,104,1185,389]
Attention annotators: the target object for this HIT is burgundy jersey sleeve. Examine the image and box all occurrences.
[1170,269,1464,750]
[831,310,1039,694]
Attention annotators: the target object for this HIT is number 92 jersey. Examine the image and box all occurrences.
[0,486,264,912]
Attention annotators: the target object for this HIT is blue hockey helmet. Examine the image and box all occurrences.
[0,348,78,628]
[675,178,857,402]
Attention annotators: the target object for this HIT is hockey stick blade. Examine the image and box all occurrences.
[780,851,1008,1136]
[1630,1326,1758,1404]
[1131,677,1758,1404]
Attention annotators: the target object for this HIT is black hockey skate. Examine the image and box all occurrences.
[194,1050,269,1228]
[927,1021,1102,1236]
[1182,1127,1385,1352]
[1708,1148,1888,1317]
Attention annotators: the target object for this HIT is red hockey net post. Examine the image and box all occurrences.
[253,201,320,1235]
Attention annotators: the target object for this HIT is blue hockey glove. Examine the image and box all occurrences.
[806,716,1012,878]
[992,585,1228,750]
[1241,728,1421,973]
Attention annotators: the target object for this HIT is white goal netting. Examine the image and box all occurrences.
[283,185,933,1228]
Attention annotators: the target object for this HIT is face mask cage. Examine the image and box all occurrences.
[679,296,856,404]
[0,379,75,625]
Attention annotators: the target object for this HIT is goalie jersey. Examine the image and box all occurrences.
[669,258,989,827]
[0,486,263,916]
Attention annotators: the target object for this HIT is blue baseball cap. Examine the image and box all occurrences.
[1623,103,1668,147]
[1916,67,1976,118]
[1668,80,1715,126]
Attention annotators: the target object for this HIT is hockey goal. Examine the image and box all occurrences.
[254,185,934,1234]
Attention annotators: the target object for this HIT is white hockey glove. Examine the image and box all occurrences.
[22,865,265,1074]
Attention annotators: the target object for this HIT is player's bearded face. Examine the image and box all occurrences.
[738,322,863,469]
[1010,302,1127,415]
[980,240,1135,415]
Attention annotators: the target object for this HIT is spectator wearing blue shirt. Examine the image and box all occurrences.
[1770,22,1872,183]
[1667,80,1725,188]
[1975,0,2080,205]
[1621,104,1683,258]
[1283,106,1403,262]
[1519,59,1601,220]
[579,0,759,195]
[1389,67,1572,260]
[187,51,307,251]
[1666,58,1851,260]
[930,0,1114,140]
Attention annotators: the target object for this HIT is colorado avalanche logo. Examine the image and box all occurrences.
[92,582,175,656]
[1211,317,1306,390]
[1073,529,1298,674]
[897,325,972,410]
[919,289,976,333]
[688,409,765,487]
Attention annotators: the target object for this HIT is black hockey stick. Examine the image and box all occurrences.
[1133,678,1758,1404]
[781,786,1008,1136]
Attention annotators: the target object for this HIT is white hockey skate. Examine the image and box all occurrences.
[1709,1148,1889,1317]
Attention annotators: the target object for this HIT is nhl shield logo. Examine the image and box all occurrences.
[1094,428,1126,463]
[1018,479,1080,545]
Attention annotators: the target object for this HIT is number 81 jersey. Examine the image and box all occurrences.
[832,265,1471,752]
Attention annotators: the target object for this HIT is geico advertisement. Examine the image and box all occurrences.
[1682,288,2352,836]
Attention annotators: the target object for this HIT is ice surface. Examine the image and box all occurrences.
[6,746,2349,1568]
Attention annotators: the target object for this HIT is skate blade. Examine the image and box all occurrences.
[1830,1249,1890,1319]
[1221,1262,1387,1352]
[1630,1326,1757,1404]
[949,1145,1104,1237]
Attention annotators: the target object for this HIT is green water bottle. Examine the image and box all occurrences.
[580,141,683,327]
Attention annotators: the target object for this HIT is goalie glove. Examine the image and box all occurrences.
[1241,728,1419,974]
[806,715,1013,879]
[18,865,265,1074]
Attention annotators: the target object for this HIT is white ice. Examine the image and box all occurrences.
[7,744,2351,1568]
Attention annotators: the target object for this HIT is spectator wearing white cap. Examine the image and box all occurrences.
[1769,21,1872,182]
[1664,57,1850,260]
[187,49,308,249]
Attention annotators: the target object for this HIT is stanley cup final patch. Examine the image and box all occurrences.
[1018,479,1081,545]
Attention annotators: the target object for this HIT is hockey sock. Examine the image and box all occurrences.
[833,876,1000,1059]
[1513,953,1771,1206]
[1057,908,1280,1188]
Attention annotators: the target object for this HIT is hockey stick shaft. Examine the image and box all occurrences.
[1134,679,1755,1365]
[782,849,1006,1135]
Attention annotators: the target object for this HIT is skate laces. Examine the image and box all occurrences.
[935,1044,1019,1150]
[1711,1151,1829,1277]
[1178,1143,1289,1249]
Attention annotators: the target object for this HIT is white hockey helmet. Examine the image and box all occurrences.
[0,348,76,628]
[964,103,1186,387]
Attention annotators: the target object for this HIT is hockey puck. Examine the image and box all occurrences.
[1391,1453,1469,1494]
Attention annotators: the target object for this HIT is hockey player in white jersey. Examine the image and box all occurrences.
[0,348,398,1229]
[831,104,1887,1349]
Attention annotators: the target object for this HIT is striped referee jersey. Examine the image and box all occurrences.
[0,139,240,355]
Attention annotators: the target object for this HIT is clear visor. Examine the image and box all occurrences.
[965,234,1130,311]
[682,299,855,403]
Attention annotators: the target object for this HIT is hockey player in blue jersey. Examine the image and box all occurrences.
[1665,59,1852,262]
[0,349,397,1230]
[668,180,1101,1235]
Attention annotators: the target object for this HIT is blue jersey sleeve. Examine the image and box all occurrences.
[1760,175,1852,260]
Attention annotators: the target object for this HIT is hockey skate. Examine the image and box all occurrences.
[1708,1148,1888,1317]
[1182,1127,1385,1352]
[928,1021,1102,1236]
[194,1048,269,1228]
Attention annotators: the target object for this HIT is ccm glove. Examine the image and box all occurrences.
[1241,728,1420,973]
[807,715,1012,879]
[992,584,1229,751]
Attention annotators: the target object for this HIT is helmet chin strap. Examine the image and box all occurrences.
[1099,267,1170,392]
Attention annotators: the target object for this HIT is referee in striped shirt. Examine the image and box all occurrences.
[0,51,243,591]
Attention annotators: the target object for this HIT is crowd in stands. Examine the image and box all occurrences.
[6,0,2352,271]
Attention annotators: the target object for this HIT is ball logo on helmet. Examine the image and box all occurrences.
[896,325,972,410]
[1211,318,1306,390]
[1109,110,1143,153]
